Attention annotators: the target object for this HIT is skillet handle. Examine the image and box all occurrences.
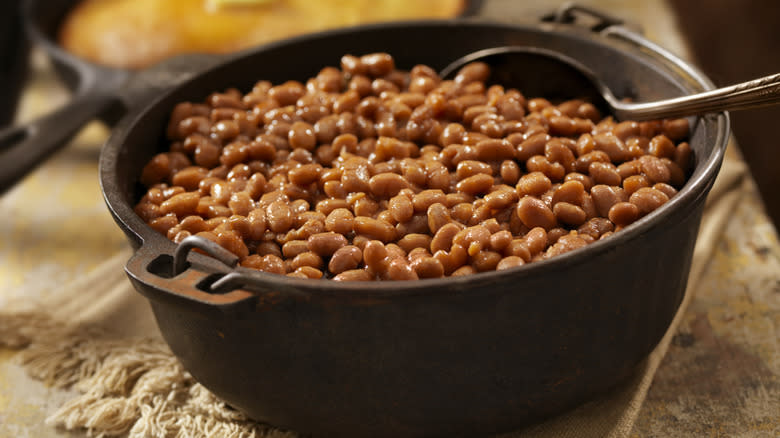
[124,240,257,316]
[0,90,118,194]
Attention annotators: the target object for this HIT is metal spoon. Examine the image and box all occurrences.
[440,46,780,121]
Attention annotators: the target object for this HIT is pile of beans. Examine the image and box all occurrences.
[135,53,692,281]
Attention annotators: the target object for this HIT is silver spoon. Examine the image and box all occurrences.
[440,46,780,121]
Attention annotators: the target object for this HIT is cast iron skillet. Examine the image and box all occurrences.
[0,0,482,193]
[0,1,29,126]
[100,7,729,437]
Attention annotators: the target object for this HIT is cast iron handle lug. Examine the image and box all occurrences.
[599,25,718,94]
[173,234,239,277]
[541,3,640,34]
[174,235,310,297]
[125,239,256,314]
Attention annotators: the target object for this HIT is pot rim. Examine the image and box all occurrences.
[100,18,729,298]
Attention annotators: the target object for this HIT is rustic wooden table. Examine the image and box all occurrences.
[1,1,777,437]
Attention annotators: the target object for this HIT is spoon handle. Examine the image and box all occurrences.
[616,73,780,120]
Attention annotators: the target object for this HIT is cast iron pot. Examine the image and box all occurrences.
[100,9,728,438]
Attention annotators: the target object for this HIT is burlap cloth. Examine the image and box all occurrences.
[0,141,748,437]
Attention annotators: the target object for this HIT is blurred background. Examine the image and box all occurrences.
[668,0,780,228]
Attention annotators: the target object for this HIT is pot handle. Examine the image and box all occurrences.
[599,25,718,92]
[543,3,716,92]
[124,237,258,315]
[0,88,120,194]
[542,3,629,32]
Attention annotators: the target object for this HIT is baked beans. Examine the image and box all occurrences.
[135,53,692,280]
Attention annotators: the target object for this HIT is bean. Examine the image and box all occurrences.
[639,155,671,184]
[499,160,521,185]
[468,250,500,272]
[290,251,323,270]
[268,81,305,106]
[456,174,494,195]
[172,167,208,191]
[333,269,373,281]
[544,233,588,258]
[484,187,518,210]
[545,138,576,172]
[410,256,444,278]
[553,202,587,226]
[387,258,419,281]
[577,217,614,240]
[433,244,468,275]
[216,230,249,259]
[397,234,433,254]
[527,155,566,181]
[228,191,254,216]
[351,195,379,217]
[617,160,641,180]
[361,53,395,78]
[454,62,490,85]
[363,240,389,272]
[662,118,689,141]
[319,208,351,235]
[564,172,594,192]
[516,197,557,230]
[589,162,622,186]
[497,256,525,271]
[451,265,476,276]
[293,266,323,279]
[430,223,461,254]
[590,185,625,217]
[488,230,512,252]
[369,172,410,198]
[648,135,676,159]
[674,142,692,172]
[663,159,687,188]
[575,150,610,174]
[282,240,310,258]
[257,255,286,274]
[266,200,293,233]
[411,189,445,213]
[288,163,323,186]
[622,174,650,195]
[427,203,451,234]
[476,138,515,161]
[516,172,552,197]
[629,187,670,215]
[453,226,491,257]
[516,133,549,162]
[456,160,493,180]
[149,214,178,235]
[354,217,396,242]
[304,231,347,257]
[329,245,363,274]
[608,202,640,226]
[552,180,585,206]
[612,121,640,141]
[653,182,678,199]
[160,192,199,217]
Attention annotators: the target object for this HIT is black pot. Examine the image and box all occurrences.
[100,10,728,438]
